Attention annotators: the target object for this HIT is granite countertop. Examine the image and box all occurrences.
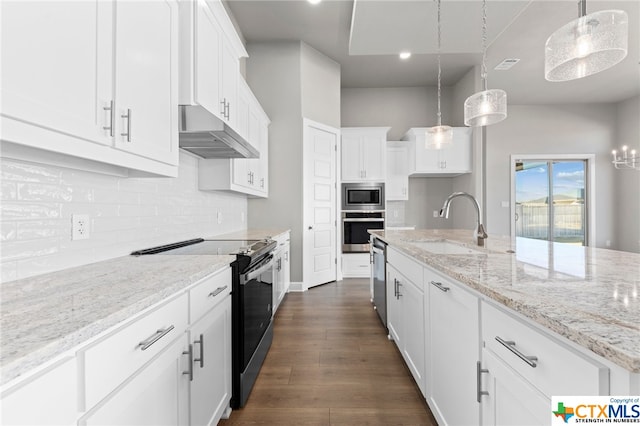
[370,229,640,373]
[0,228,290,387]
[0,254,234,386]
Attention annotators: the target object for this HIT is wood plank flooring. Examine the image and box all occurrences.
[219,278,437,425]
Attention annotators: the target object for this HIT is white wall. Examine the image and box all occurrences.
[246,41,341,282]
[614,95,640,253]
[485,104,619,249]
[0,152,248,282]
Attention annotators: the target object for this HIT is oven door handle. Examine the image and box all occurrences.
[343,218,385,222]
[243,255,274,283]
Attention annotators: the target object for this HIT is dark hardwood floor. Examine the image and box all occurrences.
[219,278,437,425]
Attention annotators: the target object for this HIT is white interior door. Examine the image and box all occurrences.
[303,119,338,289]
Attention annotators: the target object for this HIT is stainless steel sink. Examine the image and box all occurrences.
[409,240,485,255]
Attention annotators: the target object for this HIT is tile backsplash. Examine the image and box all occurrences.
[1,152,247,282]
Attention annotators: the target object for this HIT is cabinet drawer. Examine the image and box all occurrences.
[482,301,608,397]
[189,267,232,323]
[83,293,188,409]
[387,247,422,288]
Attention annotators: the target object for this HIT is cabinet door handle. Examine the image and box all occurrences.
[183,344,194,381]
[220,99,227,117]
[120,108,131,142]
[208,285,228,298]
[137,325,174,351]
[225,101,230,121]
[495,336,538,368]
[396,280,402,298]
[430,281,450,292]
[194,334,204,369]
[103,100,114,137]
[260,178,264,188]
[393,278,398,298]
[476,361,489,403]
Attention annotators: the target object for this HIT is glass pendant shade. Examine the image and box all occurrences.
[545,10,628,82]
[464,89,507,127]
[426,125,453,149]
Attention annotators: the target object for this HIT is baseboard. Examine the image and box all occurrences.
[288,281,306,292]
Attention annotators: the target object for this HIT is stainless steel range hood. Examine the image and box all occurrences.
[178,105,259,159]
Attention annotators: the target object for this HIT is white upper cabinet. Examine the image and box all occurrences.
[113,0,178,166]
[386,141,410,201]
[1,0,179,177]
[178,0,246,127]
[341,127,390,182]
[403,127,473,176]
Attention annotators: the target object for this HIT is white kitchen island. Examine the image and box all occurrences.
[370,229,640,426]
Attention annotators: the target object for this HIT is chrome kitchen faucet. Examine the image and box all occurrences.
[439,192,488,247]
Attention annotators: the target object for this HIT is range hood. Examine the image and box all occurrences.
[178,105,259,159]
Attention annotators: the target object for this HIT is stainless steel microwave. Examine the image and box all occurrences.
[341,182,385,211]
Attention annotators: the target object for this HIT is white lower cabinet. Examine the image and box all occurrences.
[342,253,371,278]
[1,357,78,426]
[386,248,426,396]
[81,335,190,426]
[188,294,232,426]
[480,348,549,426]
[426,266,480,426]
[273,232,291,314]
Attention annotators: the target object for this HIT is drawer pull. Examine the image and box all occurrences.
[495,336,538,368]
[208,285,228,298]
[183,344,194,381]
[476,361,489,403]
[137,325,175,351]
[194,333,204,368]
[430,281,450,292]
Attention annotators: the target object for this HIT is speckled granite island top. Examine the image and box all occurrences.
[370,229,640,373]
[0,253,234,386]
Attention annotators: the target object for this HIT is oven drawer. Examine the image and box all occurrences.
[189,267,231,324]
[83,293,188,409]
[482,300,608,397]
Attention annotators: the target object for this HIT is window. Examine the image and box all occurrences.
[512,156,594,246]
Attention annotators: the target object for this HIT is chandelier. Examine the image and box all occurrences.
[611,146,639,171]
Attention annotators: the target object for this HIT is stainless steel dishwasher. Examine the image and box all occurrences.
[371,237,387,328]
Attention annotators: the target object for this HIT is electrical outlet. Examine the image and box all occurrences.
[217,212,223,224]
[71,214,90,240]
[433,210,439,218]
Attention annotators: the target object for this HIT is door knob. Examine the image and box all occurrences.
[308,226,313,230]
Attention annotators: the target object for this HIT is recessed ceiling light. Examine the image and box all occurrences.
[308,0,322,4]
[399,51,412,60]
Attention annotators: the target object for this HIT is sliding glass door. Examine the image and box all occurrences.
[515,160,588,246]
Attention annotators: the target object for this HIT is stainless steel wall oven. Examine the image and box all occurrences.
[342,211,385,253]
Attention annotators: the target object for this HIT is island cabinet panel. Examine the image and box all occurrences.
[481,348,550,426]
[1,357,77,426]
[482,300,609,398]
[426,266,480,426]
[386,248,426,396]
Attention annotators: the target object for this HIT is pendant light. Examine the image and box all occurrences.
[464,0,507,127]
[426,0,452,149]
[545,0,628,82]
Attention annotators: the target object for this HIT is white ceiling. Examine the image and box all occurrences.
[225,0,640,105]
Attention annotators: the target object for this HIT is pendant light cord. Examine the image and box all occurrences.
[436,0,442,126]
[481,0,488,91]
